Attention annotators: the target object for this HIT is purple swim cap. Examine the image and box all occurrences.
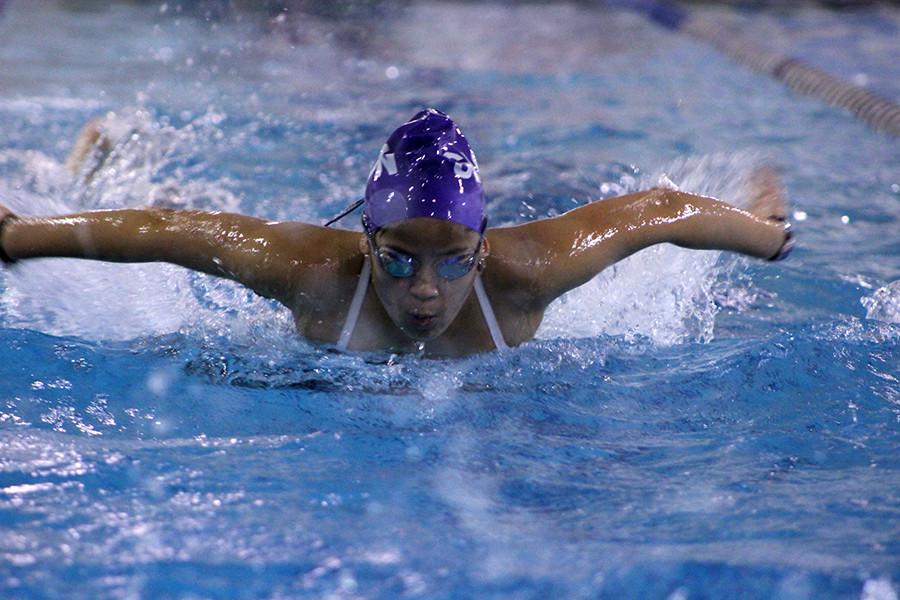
[364,108,486,234]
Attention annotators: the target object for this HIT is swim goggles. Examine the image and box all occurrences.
[368,234,482,281]
[324,205,486,280]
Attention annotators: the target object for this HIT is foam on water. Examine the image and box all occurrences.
[541,153,766,345]
[1,108,283,342]
[862,281,900,325]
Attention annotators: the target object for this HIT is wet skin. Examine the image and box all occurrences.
[0,119,791,356]
[0,180,789,357]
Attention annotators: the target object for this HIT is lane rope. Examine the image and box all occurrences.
[610,0,900,137]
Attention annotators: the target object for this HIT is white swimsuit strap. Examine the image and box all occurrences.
[474,274,509,351]
[337,259,370,351]
[338,264,508,352]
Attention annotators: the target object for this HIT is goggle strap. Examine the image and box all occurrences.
[324,198,365,227]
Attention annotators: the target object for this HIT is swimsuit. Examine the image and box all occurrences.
[336,261,509,352]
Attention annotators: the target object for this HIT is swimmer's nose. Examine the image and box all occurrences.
[409,268,440,301]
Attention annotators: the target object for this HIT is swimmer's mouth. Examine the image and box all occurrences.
[408,312,437,328]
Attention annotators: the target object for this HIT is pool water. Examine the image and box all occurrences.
[1,2,898,598]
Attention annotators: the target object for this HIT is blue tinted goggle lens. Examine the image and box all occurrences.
[436,254,477,280]
[376,248,478,281]
[378,249,416,278]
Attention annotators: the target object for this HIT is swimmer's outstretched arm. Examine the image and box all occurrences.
[503,178,791,306]
[0,206,330,306]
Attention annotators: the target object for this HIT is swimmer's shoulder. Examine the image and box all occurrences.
[264,221,364,309]
[483,224,551,311]
[264,220,360,261]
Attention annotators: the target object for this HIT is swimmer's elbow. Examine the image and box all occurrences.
[614,189,694,254]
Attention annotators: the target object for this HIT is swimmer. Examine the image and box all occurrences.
[0,108,793,357]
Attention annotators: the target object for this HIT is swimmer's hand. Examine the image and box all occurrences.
[0,203,19,265]
[747,166,794,261]
[65,117,117,180]
[747,166,787,221]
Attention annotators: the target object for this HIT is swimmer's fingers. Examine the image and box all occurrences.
[746,166,788,222]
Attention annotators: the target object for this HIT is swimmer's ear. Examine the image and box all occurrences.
[478,236,490,271]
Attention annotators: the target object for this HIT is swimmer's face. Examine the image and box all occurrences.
[363,218,486,341]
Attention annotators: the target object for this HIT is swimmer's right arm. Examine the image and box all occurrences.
[496,183,792,308]
[0,206,323,305]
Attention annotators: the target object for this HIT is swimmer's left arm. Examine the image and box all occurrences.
[503,184,790,307]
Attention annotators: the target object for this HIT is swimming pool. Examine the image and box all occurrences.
[1,1,898,598]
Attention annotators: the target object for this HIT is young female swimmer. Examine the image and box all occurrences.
[0,108,793,357]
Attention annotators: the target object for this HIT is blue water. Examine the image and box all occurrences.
[1,2,899,599]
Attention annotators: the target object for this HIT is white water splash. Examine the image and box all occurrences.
[0,108,279,343]
[67,108,241,213]
[539,153,764,345]
[862,281,900,324]
[862,578,898,600]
